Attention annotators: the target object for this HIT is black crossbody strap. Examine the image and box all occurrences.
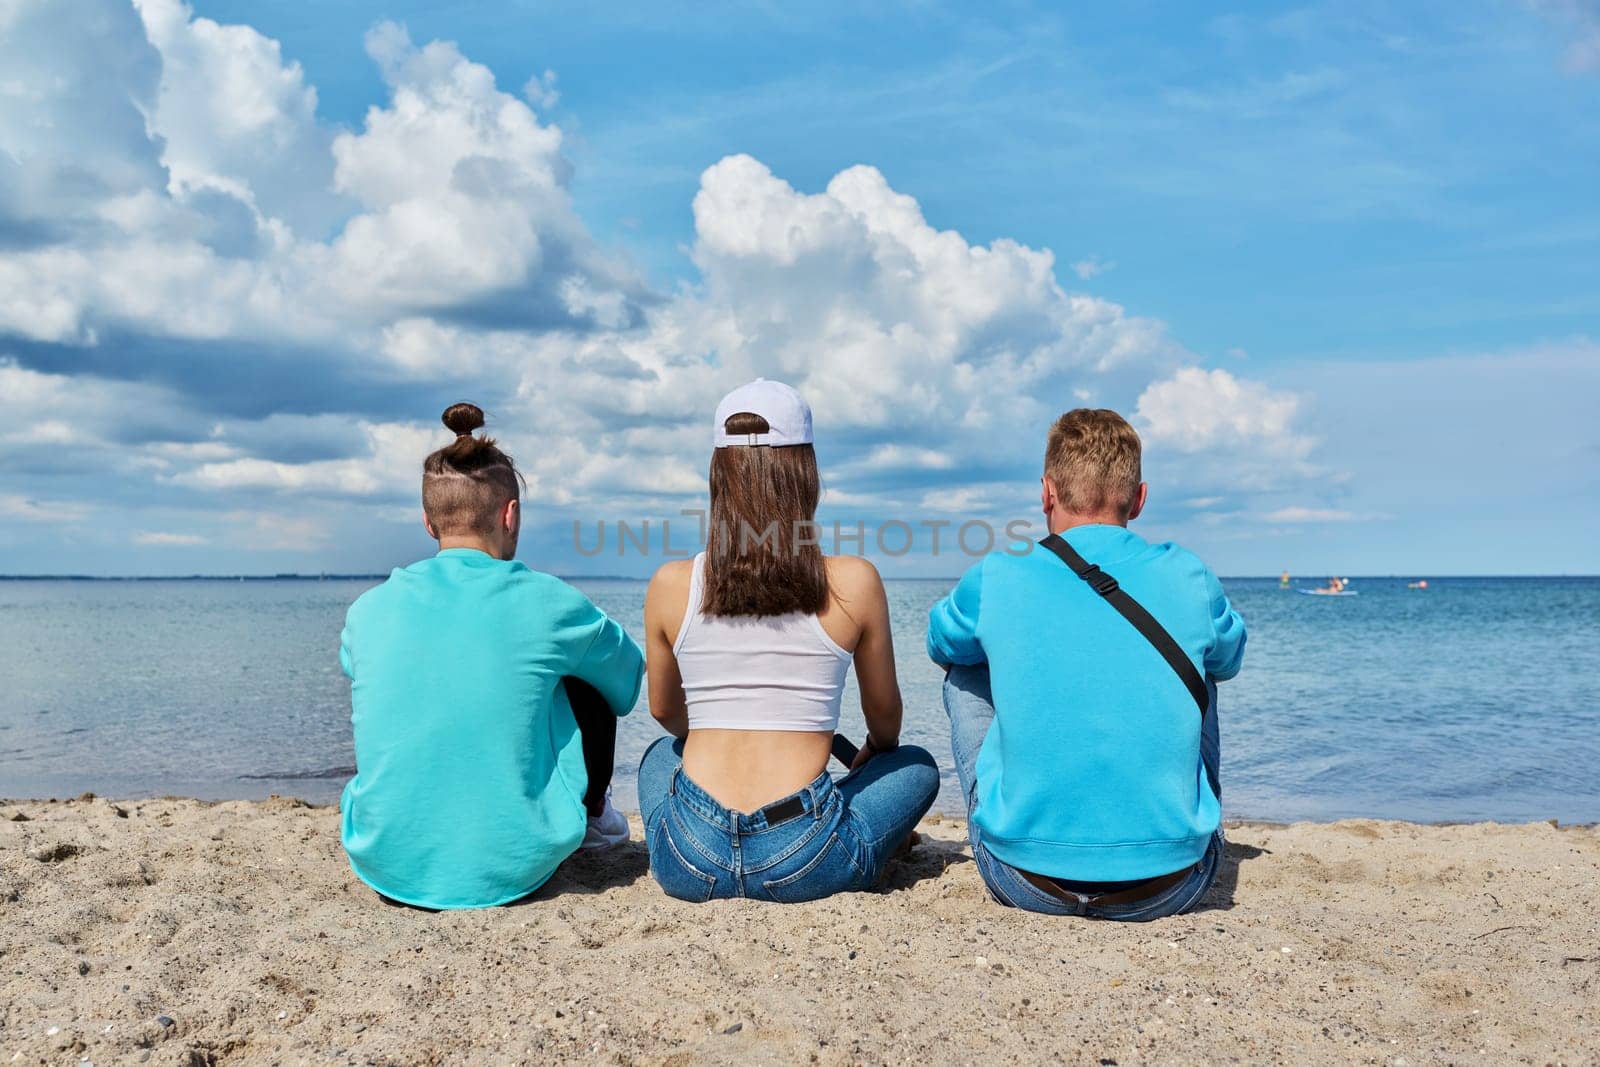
[1039,534,1209,717]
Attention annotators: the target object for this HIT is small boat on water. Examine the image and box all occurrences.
[1302,576,1354,597]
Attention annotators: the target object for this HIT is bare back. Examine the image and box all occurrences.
[643,554,904,812]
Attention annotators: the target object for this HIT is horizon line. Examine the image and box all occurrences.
[1,573,1596,583]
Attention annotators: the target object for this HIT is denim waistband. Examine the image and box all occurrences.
[669,763,835,833]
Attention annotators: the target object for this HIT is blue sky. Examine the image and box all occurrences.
[1,0,1597,576]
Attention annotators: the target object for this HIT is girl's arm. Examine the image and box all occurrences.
[833,557,903,768]
[643,561,692,739]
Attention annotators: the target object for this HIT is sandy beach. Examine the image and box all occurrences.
[2,797,1596,1065]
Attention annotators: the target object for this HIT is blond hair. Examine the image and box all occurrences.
[1044,408,1142,518]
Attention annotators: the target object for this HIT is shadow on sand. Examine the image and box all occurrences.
[878,833,974,893]
[529,840,653,899]
[1193,839,1270,913]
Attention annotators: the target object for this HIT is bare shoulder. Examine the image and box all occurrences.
[647,558,695,599]
[643,560,693,646]
[824,554,884,601]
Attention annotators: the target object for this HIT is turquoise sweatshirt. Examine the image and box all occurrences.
[927,525,1246,881]
[339,549,643,909]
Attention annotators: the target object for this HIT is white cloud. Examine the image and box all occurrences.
[0,358,195,473]
[0,494,93,523]
[1260,506,1383,524]
[0,6,1331,566]
[917,487,998,515]
[175,421,437,498]
[325,23,636,319]
[131,0,344,235]
[223,509,330,551]
[586,155,1184,445]
[1135,366,1310,456]
[133,530,207,546]
[523,69,560,111]
[1072,256,1112,280]
[0,7,641,355]
[843,445,957,474]
[0,0,165,229]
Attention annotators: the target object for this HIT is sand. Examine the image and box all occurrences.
[1,797,1596,1065]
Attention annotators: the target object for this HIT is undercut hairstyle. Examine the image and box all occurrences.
[422,403,524,537]
[1044,408,1143,518]
[702,412,829,618]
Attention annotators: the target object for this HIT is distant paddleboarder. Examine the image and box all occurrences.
[1300,576,1356,597]
[1280,570,1291,588]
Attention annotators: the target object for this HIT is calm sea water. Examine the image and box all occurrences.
[1,575,1596,823]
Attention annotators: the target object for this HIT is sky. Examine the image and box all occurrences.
[1,0,1597,577]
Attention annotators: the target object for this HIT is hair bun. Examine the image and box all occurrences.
[441,402,485,438]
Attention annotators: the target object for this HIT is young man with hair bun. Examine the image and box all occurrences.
[339,403,643,910]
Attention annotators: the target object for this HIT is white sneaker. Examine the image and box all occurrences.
[580,788,630,851]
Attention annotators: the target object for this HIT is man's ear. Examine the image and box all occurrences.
[1040,476,1056,515]
[423,510,438,541]
[1127,482,1149,522]
[503,498,520,533]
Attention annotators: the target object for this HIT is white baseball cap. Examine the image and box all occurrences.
[712,378,814,448]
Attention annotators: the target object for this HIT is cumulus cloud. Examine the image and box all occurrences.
[0,4,643,359]
[0,3,1327,567]
[330,25,569,314]
[0,0,165,240]
[524,156,1184,469]
[1132,366,1322,502]
[131,0,345,235]
[1135,367,1309,455]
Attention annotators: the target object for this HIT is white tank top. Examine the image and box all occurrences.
[674,553,851,732]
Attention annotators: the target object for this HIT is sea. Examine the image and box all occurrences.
[1,575,1596,824]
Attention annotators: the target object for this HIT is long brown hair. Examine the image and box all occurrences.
[701,411,828,617]
[422,402,524,535]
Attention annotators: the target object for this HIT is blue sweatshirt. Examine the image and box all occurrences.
[339,549,643,909]
[927,525,1246,881]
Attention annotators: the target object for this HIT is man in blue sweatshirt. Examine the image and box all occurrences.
[927,408,1246,920]
[340,403,644,910]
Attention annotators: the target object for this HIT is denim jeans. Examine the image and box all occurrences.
[943,663,1224,920]
[637,736,939,903]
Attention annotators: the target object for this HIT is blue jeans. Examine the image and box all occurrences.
[943,664,1224,920]
[637,736,939,903]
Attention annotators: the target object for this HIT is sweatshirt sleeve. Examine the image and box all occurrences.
[1202,569,1247,681]
[338,605,357,680]
[926,559,987,667]
[567,595,645,717]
